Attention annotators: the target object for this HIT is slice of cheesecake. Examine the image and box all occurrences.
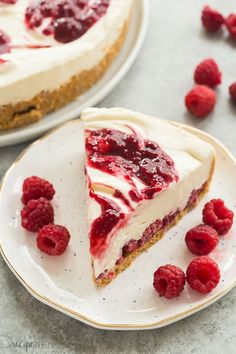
[82,107,215,286]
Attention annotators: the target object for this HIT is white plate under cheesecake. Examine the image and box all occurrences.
[0,110,236,330]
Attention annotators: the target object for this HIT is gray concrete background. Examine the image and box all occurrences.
[0,0,236,353]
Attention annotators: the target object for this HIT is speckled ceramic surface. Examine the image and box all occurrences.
[0,0,148,148]
[0,119,236,330]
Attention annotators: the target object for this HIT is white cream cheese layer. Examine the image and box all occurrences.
[82,108,215,277]
[0,0,132,105]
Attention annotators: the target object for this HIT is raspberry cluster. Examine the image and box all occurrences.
[153,256,220,299]
[185,58,220,118]
[185,6,236,117]
[20,176,70,256]
[201,5,236,40]
[153,198,234,299]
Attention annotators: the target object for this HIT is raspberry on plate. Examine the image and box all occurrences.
[37,224,70,256]
[225,14,236,39]
[21,197,54,232]
[185,224,219,255]
[186,256,220,294]
[201,6,225,32]
[22,176,55,205]
[194,59,222,87]
[229,82,236,103]
[153,264,186,299]
[185,85,216,118]
[202,199,234,235]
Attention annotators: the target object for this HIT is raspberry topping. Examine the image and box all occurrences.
[202,199,234,235]
[225,14,236,39]
[54,17,85,44]
[0,29,11,55]
[194,59,222,87]
[25,0,110,44]
[86,128,178,201]
[153,264,186,299]
[185,85,216,118]
[21,197,54,232]
[37,224,70,255]
[201,6,225,32]
[186,256,220,294]
[89,190,125,258]
[22,176,55,205]
[185,224,219,255]
[113,190,132,209]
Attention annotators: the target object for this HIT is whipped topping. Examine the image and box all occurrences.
[82,108,215,277]
[0,0,132,105]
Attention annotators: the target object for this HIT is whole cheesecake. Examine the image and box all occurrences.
[0,0,132,130]
[82,108,215,286]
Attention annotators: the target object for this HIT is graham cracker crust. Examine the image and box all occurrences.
[94,162,215,287]
[0,21,129,131]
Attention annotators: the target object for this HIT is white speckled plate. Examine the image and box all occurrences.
[0,0,148,147]
[0,120,236,330]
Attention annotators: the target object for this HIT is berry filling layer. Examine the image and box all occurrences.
[96,182,207,281]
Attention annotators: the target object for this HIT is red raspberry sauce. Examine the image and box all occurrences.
[25,0,110,43]
[89,190,125,258]
[86,128,178,200]
[86,128,178,258]
[0,29,11,55]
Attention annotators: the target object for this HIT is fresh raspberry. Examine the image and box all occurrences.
[186,256,220,294]
[225,14,236,39]
[201,6,225,32]
[185,85,216,118]
[22,176,55,205]
[37,224,70,256]
[194,59,222,87]
[21,198,54,232]
[229,82,236,103]
[202,199,234,235]
[153,264,186,299]
[185,224,219,255]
